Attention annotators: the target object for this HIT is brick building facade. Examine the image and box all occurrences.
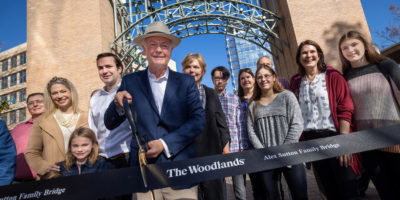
[0,43,28,129]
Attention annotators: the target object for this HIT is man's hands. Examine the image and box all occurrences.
[145,140,165,158]
[115,92,165,159]
[114,91,132,108]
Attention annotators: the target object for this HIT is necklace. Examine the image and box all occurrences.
[55,109,78,128]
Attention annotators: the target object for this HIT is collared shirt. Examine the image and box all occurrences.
[147,68,171,157]
[89,83,132,158]
[299,72,335,131]
[199,84,206,109]
[10,118,36,180]
[148,68,169,114]
[217,90,248,152]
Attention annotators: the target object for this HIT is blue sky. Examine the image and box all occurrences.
[0,1,26,52]
[0,0,398,92]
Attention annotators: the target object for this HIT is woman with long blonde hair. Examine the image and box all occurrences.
[26,76,88,179]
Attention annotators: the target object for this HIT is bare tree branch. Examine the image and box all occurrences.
[374,4,400,48]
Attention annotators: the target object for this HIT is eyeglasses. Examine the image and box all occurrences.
[212,77,227,81]
[27,99,44,105]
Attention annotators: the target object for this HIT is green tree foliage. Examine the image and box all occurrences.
[0,100,9,113]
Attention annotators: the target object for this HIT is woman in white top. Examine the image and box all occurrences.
[290,40,359,200]
[26,76,88,179]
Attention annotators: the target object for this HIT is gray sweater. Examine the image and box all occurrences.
[247,91,303,149]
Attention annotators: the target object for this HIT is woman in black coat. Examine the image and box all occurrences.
[182,53,231,200]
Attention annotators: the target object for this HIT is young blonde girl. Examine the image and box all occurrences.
[58,127,106,176]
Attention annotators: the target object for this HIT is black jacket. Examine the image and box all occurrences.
[194,85,230,157]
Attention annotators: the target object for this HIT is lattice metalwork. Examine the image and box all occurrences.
[111,0,286,74]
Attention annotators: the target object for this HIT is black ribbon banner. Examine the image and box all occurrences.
[1,124,400,200]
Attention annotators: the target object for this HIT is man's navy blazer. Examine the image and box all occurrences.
[0,120,16,186]
[104,68,205,167]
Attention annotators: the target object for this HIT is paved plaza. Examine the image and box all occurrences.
[226,168,380,200]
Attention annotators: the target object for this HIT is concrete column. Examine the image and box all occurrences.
[27,0,117,111]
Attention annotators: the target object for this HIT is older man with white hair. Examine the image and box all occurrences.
[105,21,205,200]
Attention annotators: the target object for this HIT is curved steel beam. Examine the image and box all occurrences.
[112,0,286,72]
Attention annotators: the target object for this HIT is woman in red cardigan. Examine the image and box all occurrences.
[290,40,360,200]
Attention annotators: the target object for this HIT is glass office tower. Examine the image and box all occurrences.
[225,35,271,93]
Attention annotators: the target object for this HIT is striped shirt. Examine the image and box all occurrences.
[345,61,400,153]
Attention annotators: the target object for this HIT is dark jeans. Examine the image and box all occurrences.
[198,178,226,200]
[304,129,359,200]
[103,154,131,200]
[357,168,370,197]
[105,154,130,169]
[232,174,246,200]
[250,172,286,200]
[258,164,308,200]
[249,172,265,200]
[362,150,400,200]
[312,157,359,200]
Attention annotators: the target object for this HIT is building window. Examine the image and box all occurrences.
[10,92,17,105]
[0,113,7,123]
[9,110,16,124]
[1,95,7,102]
[19,108,26,122]
[2,60,8,72]
[19,89,26,102]
[11,56,17,68]
[1,77,8,89]
[10,73,17,86]
[20,53,26,65]
[20,70,26,83]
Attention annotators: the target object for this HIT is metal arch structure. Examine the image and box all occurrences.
[111,0,287,74]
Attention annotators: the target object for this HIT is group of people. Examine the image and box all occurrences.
[0,21,399,200]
